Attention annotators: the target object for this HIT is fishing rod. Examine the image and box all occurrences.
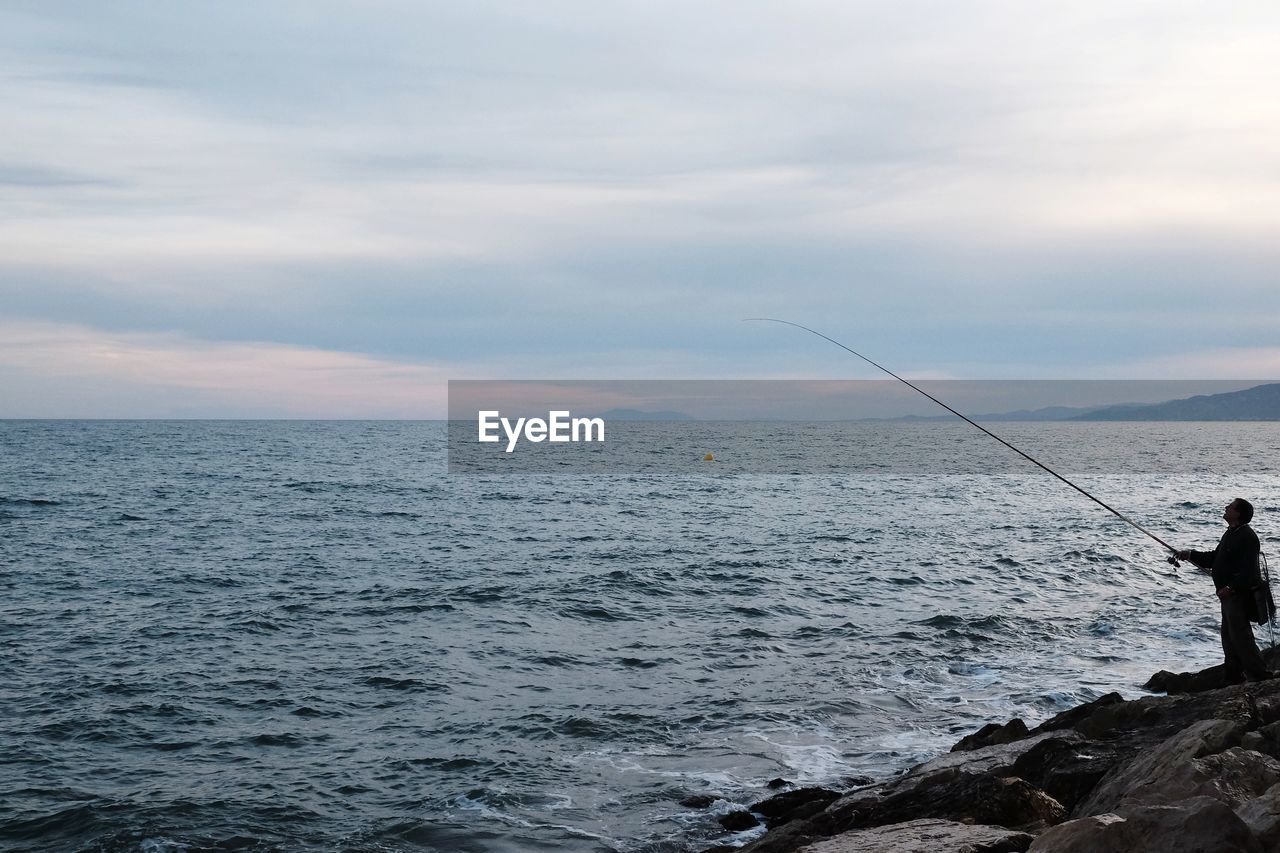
[746,317,1183,565]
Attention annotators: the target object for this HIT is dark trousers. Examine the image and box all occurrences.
[1222,595,1267,678]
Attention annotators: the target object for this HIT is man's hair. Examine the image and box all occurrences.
[1233,498,1255,524]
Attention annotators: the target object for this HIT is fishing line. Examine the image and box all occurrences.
[745,317,1182,563]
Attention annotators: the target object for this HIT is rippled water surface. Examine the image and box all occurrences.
[3,420,1279,852]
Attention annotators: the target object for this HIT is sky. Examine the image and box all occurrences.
[2,1,1279,417]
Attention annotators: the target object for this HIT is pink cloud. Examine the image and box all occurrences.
[0,321,450,417]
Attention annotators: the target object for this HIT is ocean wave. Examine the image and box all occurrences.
[559,604,639,622]
[362,676,450,693]
[244,732,330,748]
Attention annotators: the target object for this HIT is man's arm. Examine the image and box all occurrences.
[1178,548,1216,573]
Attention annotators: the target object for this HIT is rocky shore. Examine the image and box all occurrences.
[683,648,1280,852]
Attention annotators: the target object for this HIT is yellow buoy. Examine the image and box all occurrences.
[703,453,714,461]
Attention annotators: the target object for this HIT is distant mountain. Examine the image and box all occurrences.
[1072,383,1280,421]
[596,408,695,421]
[893,404,1111,422]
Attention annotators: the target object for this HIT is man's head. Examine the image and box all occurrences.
[1225,498,1254,526]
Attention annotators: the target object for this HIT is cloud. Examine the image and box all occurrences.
[0,161,106,187]
[0,321,450,418]
[1096,347,1280,380]
[2,2,1280,414]
[6,3,1279,266]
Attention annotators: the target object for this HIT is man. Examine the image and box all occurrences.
[1177,498,1269,682]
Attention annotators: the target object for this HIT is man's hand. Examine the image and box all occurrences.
[1218,587,1232,599]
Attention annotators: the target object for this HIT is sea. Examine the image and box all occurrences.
[2,419,1278,853]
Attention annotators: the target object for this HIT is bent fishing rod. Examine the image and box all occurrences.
[747,317,1183,565]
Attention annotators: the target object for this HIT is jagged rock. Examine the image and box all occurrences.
[719,808,760,831]
[737,676,1280,853]
[913,730,1081,779]
[952,718,1030,752]
[1025,812,1126,852]
[751,786,841,827]
[1145,664,1240,694]
[792,818,1033,852]
[1245,720,1280,760]
[1038,681,1275,754]
[752,787,840,818]
[1032,692,1123,733]
[680,794,718,809]
[1073,718,1244,817]
[1106,746,1280,809]
[1145,648,1280,696]
[737,818,819,853]
[1068,695,1167,739]
[1256,699,1280,727]
[838,775,874,788]
[1237,781,1280,849]
[1027,796,1263,852]
[736,774,1059,853]
[767,777,790,789]
[1010,735,1125,813]
[775,798,834,828]
[1027,690,1174,741]
[841,774,1065,833]
[1258,719,1280,743]
[804,761,979,835]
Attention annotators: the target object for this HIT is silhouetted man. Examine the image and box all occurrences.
[1177,498,1268,682]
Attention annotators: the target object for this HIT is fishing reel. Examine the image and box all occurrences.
[1167,553,1182,568]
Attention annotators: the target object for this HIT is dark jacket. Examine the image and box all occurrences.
[1185,523,1262,594]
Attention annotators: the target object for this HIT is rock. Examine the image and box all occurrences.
[1144,665,1240,694]
[842,774,1065,833]
[1261,719,1280,740]
[1010,735,1125,813]
[808,821,1032,852]
[1118,746,1280,809]
[779,799,835,828]
[767,777,790,789]
[1026,690,1174,741]
[1028,796,1263,852]
[680,794,718,809]
[838,775,874,788]
[1070,696,1166,740]
[952,718,1031,752]
[1144,647,1280,696]
[1248,722,1280,759]
[792,818,1033,852]
[1237,781,1280,849]
[719,808,761,831]
[738,676,1280,853]
[736,773,1058,853]
[1032,692,1123,733]
[1073,718,1244,817]
[1025,813,1126,852]
[912,730,1082,779]
[751,786,841,827]
[737,818,820,853]
[1256,699,1280,727]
